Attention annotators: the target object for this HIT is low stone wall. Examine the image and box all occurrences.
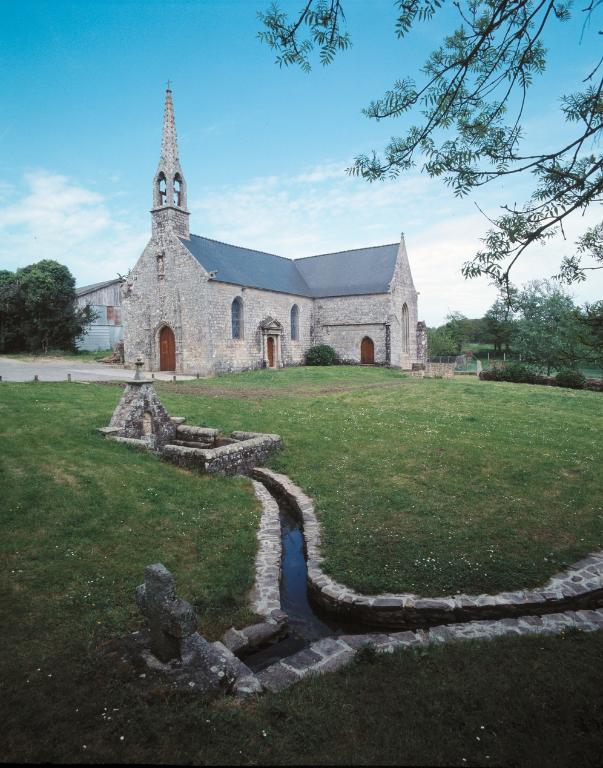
[252,468,603,630]
[221,480,287,657]
[426,362,455,378]
[257,608,603,693]
[163,432,282,475]
[175,424,218,447]
[249,480,283,619]
[410,362,456,379]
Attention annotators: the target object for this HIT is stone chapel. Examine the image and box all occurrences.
[123,88,427,375]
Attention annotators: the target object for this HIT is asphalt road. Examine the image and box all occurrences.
[0,356,196,383]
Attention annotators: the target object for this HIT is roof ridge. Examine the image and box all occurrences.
[188,233,294,264]
[294,242,399,262]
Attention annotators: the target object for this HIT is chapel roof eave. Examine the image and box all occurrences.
[179,234,400,298]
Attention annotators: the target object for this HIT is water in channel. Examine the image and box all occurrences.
[243,492,372,672]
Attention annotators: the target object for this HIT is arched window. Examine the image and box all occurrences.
[231,297,243,339]
[402,303,410,353]
[173,174,182,207]
[290,304,299,341]
[157,173,167,206]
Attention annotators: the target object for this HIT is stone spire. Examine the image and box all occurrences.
[151,85,190,239]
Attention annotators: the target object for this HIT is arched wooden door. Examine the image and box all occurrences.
[159,326,176,371]
[267,337,275,368]
[360,336,374,364]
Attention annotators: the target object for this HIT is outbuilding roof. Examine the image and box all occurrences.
[76,278,123,297]
[179,235,399,298]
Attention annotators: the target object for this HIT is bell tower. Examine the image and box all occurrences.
[151,85,190,240]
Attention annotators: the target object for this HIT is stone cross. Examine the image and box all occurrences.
[135,563,198,663]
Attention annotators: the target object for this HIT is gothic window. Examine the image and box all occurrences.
[158,173,167,206]
[231,297,243,339]
[402,303,410,353]
[173,175,182,207]
[290,304,299,341]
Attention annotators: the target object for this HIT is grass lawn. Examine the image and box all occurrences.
[2,368,602,764]
[1,348,113,362]
[154,367,603,596]
[0,383,261,647]
[4,627,603,766]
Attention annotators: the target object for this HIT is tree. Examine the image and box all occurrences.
[444,311,473,352]
[0,260,94,354]
[259,1,603,296]
[484,297,516,353]
[511,279,593,373]
[427,324,458,356]
[574,299,603,364]
[0,269,22,352]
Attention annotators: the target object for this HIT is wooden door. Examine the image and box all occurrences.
[159,326,176,371]
[267,336,275,368]
[360,336,374,364]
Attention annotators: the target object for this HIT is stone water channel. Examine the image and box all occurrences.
[240,475,603,678]
[242,488,397,672]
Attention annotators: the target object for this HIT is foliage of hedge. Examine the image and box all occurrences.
[480,364,600,391]
[479,362,547,384]
[555,369,586,389]
[305,344,338,366]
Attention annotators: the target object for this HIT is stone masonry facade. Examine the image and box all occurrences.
[123,88,426,375]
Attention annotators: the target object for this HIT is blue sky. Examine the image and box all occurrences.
[0,0,601,324]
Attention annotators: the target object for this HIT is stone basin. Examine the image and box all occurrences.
[162,425,282,476]
[100,373,282,475]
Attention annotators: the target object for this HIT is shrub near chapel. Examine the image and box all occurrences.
[305,344,338,366]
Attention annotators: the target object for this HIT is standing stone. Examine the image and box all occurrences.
[135,563,198,663]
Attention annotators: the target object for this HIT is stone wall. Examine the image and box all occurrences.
[412,362,456,379]
[123,232,315,374]
[163,432,282,475]
[123,236,213,374]
[124,231,425,374]
[425,362,455,378]
[313,294,390,363]
[387,239,419,368]
[207,282,313,373]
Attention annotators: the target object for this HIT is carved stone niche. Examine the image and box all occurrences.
[259,317,283,369]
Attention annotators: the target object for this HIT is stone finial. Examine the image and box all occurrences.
[134,356,145,381]
[135,563,198,663]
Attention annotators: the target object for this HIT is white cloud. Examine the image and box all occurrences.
[0,170,147,287]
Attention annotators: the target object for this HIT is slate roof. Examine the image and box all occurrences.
[295,244,399,298]
[179,235,398,298]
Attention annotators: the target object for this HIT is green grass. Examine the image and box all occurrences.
[2,370,603,764]
[0,383,260,649]
[1,347,114,361]
[4,627,603,765]
[155,367,603,596]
